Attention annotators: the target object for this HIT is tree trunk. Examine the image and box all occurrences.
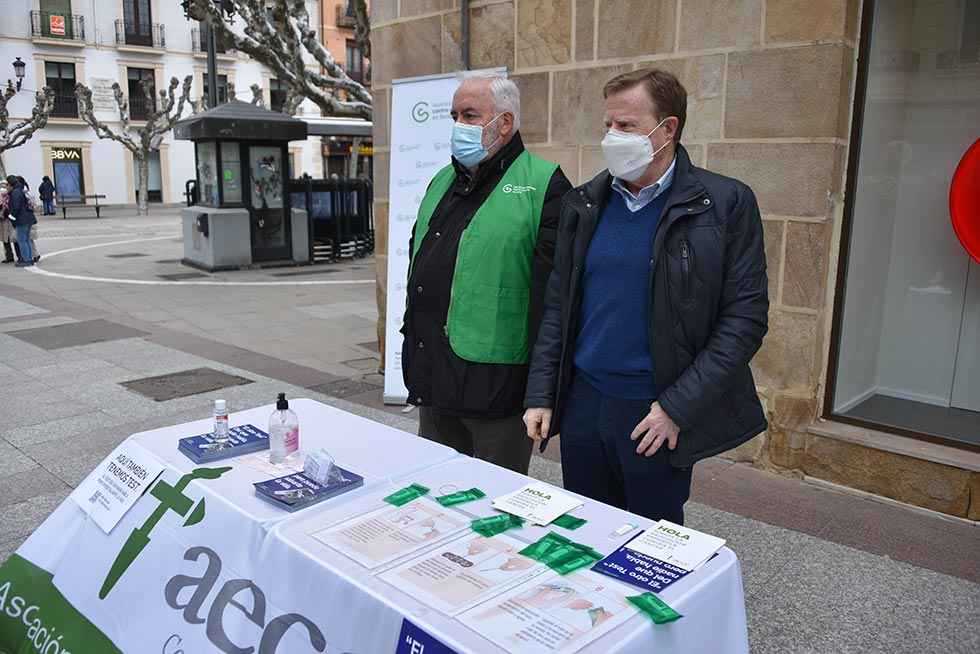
[137,154,150,215]
[0,153,6,179]
[349,137,363,179]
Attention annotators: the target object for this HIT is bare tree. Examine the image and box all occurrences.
[76,76,193,215]
[0,86,55,179]
[351,0,370,61]
[186,0,372,119]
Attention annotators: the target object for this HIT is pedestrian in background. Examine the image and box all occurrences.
[524,69,769,524]
[17,177,40,263]
[38,175,56,216]
[7,176,36,267]
[0,178,16,263]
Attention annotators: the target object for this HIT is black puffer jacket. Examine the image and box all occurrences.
[525,145,769,467]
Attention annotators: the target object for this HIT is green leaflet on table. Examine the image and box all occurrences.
[383,483,430,506]
[471,513,525,537]
[627,592,683,624]
[551,513,587,530]
[435,487,486,507]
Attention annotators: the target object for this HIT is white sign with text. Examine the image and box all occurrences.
[72,444,165,533]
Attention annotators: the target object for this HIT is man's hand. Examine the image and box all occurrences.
[630,402,680,457]
[523,408,553,442]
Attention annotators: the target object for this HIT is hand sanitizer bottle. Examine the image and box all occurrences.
[213,399,230,446]
[269,393,299,464]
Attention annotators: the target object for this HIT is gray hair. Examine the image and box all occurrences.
[457,72,521,130]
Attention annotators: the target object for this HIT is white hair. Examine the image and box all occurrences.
[457,72,521,130]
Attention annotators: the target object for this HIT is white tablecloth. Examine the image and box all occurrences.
[2,399,748,654]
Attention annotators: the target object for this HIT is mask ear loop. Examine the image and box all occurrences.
[646,116,673,159]
[482,112,507,154]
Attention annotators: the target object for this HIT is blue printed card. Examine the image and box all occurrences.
[178,424,269,464]
[253,467,363,512]
[591,534,693,595]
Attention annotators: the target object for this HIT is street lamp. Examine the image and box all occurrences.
[11,57,26,92]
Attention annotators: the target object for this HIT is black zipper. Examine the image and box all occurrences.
[680,239,692,300]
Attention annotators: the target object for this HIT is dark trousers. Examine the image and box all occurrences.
[559,375,693,524]
[418,407,533,474]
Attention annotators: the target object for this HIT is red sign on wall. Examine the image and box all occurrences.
[49,14,66,36]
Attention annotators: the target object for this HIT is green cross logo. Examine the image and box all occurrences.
[99,466,231,600]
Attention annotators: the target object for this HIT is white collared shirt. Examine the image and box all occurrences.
[611,157,677,213]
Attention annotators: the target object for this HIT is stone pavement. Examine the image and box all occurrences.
[0,212,977,653]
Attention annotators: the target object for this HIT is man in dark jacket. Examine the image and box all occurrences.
[38,176,56,215]
[7,176,37,267]
[403,74,572,474]
[523,69,768,523]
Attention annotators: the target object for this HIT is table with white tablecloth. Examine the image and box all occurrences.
[0,399,748,654]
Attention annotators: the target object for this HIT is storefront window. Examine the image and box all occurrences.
[830,0,980,447]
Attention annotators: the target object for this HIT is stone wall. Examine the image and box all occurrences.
[369,0,979,518]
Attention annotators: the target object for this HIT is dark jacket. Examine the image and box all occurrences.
[8,186,37,229]
[38,179,55,201]
[402,132,572,417]
[525,145,769,467]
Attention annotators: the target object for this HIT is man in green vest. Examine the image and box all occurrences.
[403,74,572,474]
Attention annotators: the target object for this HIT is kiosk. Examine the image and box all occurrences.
[174,101,310,270]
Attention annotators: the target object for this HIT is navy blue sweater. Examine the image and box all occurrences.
[573,189,669,399]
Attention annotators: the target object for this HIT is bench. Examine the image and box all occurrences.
[60,195,106,219]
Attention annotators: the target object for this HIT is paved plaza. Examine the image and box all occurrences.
[0,212,976,653]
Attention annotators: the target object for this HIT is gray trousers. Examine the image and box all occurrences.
[418,407,533,475]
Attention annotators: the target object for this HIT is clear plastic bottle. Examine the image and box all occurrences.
[269,393,299,464]
[213,399,230,446]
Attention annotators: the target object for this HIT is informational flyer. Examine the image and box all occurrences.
[71,444,165,534]
[458,569,637,654]
[625,521,725,571]
[491,483,583,526]
[311,497,469,568]
[592,536,691,594]
[380,533,547,615]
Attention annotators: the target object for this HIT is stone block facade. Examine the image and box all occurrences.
[370,0,979,518]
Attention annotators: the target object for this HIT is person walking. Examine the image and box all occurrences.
[523,68,769,524]
[0,178,16,263]
[402,73,572,474]
[38,175,56,216]
[7,176,37,267]
[17,177,40,263]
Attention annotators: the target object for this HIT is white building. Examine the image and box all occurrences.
[0,0,325,207]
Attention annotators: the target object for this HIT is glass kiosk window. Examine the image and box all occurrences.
[220,142,242,204]
[196,141,219,206]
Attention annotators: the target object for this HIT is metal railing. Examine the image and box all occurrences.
[114,19,165,48]
[335,3,356,28]
[30,10,85,41]
[51,93,79,118]
[289,175,374,262]
[128,93,155,120]
[191,27,229,54]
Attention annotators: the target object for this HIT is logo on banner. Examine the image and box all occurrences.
[412,102,431,123]
[99,466,231,599]
[502,184,537,194]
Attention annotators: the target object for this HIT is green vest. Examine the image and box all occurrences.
[411,150,558,364]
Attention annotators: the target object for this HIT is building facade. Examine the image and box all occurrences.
[0,0,327,207]
[370,0,980,518]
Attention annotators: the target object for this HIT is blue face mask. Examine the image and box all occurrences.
[450,114,502,168]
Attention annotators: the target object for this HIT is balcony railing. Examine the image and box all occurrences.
[191,27,229,54]
[51,93,79,118]
[30,10,85,42]
[336,3,356,28]
[129,93,155,121]
[115,19,165,48]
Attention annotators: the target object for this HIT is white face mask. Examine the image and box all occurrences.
[600,117,671,182]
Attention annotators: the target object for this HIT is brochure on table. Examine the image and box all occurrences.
[379,532,548,616]
[625,521,725,571]
[458,568,638,654]
[492,483,584,526]
[311,496,471,569]
[71,442,165,534]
